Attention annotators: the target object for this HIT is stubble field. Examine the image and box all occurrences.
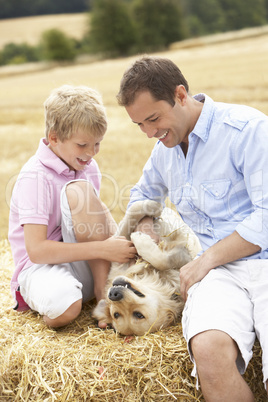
[1,15,268,401]
[1,23,268,239]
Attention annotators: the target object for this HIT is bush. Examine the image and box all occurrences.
[40,29,76,62]
[0,42,40,65]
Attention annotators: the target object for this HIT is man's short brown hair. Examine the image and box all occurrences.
[117,56,189,107]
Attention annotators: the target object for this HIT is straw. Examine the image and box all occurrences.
[0,240,266,401]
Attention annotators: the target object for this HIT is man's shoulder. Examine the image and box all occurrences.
[213,102,267,132]
[215,102,266,122]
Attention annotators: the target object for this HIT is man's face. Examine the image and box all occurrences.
[125,88,190,148]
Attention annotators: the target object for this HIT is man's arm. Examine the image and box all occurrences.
[179,230,261,300]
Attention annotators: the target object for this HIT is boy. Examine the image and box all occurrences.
[9,85,136,328]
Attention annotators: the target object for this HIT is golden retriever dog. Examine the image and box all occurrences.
[92,200,201,336]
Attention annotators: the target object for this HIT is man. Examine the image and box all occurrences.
[117,56,268,401]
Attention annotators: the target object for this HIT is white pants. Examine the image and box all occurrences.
[18,181,95,319]
[182,259,268,389]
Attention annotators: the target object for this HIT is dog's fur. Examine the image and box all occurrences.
[92,200,201,336]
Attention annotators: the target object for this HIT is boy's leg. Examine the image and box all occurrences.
[18,180,113,329]
[43,299,82,327]
[18,262,85,328]
[65,180,116,303]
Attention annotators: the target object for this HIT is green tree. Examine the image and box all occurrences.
[89,0,136,56]
[132,0,185,51]
[219,0,267,31]
[40,29,76,61]
[0,0,89,19]
[185,0,226,36]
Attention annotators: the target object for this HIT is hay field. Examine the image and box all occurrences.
[1,22,268,401]
[1,28,268,239]
[0,13,88,49]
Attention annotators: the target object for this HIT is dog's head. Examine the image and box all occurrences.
[92,272,183,336]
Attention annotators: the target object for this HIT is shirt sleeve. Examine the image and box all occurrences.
[11,170,52,226]
[234,117,268,250]
[128,143,168,209]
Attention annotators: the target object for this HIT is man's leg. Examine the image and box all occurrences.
[191,330,255,402]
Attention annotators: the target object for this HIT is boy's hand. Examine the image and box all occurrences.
[103,236,137,263]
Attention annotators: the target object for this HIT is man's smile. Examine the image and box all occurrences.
[157,130,169,140]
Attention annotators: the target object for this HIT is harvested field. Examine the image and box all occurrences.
[0,13,88,49]
[0,240,266,401]
[1,17,268,400]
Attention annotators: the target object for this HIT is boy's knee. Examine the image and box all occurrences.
[44,299,82,328]
[66,180,97,214]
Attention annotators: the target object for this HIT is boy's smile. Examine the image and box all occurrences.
[48,129,104,171]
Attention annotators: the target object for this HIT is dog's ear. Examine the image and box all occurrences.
[160,300,184,329]
[164,309,177,327]
[92,299,112,324]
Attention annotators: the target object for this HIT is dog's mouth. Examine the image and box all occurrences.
[111,278,145,298]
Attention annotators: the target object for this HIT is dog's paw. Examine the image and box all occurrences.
[131,231,159,260]
[127,200,163,221]
[116,201,163,239]
[92,299,112,326]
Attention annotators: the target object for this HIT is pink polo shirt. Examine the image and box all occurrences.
[8,138,101,304]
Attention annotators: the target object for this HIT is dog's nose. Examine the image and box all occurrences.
[109,287,124,301]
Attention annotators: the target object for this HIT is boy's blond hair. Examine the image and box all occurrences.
[44,85,107,141]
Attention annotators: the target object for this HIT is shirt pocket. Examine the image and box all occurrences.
[201,179,232,199]
[200,179,232,218]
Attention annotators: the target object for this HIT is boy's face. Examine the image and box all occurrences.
[48,129,104,171]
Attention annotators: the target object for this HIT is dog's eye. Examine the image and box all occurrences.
[133,311,145,319]
[114,312,120,319]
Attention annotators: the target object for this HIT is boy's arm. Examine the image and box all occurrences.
[179,230,261,300]
[24,224,136,264]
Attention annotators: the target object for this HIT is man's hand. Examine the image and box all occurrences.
[134,216,160,243]
[179,255,212,301]
[180,230,261,301]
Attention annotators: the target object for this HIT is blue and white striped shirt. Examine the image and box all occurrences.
[129,94,268,259]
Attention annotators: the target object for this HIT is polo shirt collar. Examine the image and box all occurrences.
[36,138,73,175]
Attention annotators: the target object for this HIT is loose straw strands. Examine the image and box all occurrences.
[0,240,266,401]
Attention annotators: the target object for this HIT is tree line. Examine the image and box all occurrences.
[183,0,268,35]
[0,0,89,19]
[1,0,268,65]
[1,0,268,33]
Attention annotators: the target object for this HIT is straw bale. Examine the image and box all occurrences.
[0,239,266,401]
